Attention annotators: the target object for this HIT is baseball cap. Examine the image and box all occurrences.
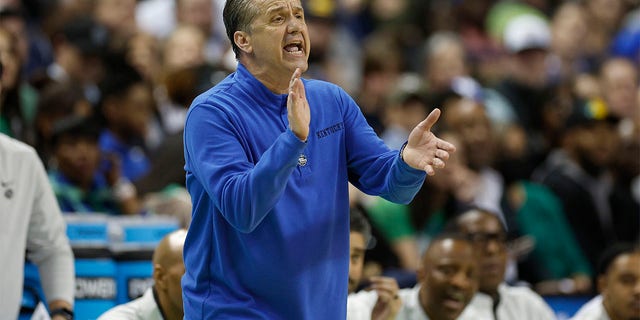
[386,73,427,107]
[61,16,109,56]
[503,14,550,53]
[565,98,619,130]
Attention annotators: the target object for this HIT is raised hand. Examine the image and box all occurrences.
[369,276,402,320]
[402,108,456,175]
[287,68,310,141]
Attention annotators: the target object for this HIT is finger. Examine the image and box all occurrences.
[433,158,446,169]
[435,149,450,161]
[415,108,441,132]
[289,67,301,92]
[436,138,457,152]
[424,164,435,176]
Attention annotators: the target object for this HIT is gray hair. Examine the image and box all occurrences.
[223,0,260,58]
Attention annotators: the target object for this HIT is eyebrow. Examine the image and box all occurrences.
[265,3,303,15]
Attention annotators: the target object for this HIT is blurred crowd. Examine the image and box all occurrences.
[0,0,637,300]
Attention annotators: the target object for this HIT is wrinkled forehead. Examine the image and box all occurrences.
[255,0,303,14]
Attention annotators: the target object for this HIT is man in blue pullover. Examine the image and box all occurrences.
[182,0,456,318]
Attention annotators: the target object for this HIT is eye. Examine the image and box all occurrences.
[438,265,456,276]
[272,15,284,23]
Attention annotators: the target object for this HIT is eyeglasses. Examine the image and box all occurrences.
[464,232,507,246]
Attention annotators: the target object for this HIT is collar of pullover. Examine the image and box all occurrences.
[236,63,289,109]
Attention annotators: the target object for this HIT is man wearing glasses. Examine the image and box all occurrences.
[451,208,557,320]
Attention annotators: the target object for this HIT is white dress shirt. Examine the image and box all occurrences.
[571,295,610,320]
[98,288,163,320]
[347,290,380,320]
[395,285,481,320]
[461,283,557,320]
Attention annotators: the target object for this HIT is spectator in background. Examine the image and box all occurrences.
[94,0,138,43]
[356,30,404,135]
[609,115,640,244]
[571,243,640,320]
[533,100,620,271]
[380,74,428,150]
[548,2,589,83]
[33,81,93,166]
[395,233,479,320]
[99,228,188,320]
[421,32,468,97]
[487,13,555,184]
[0,25,39,143]
[437,94,593,295]
[46,15,110,106]
[0,64,75,317]
[598,57,638,120]
[48,115,141,215]
[347,207,403,320]
[175,0,230,67]
[452,208,557,319]
[97,58,153,183]
[304,2,361,95]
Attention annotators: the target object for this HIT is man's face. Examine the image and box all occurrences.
[601,252,640,320]
[114,83,154,140]
[442,99,494,170]
[457,211,507,294]
[572,122,618,175]
[348,231,366,293]
[243,0,310,79]
[55,135,101,187]
[419,239,478,320]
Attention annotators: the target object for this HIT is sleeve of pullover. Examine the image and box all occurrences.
[25,151,75,307]
[338,88,426,204]
[184,103,307,233]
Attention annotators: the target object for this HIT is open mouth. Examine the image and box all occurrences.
[283,41,305,56]
[442,291,467,310]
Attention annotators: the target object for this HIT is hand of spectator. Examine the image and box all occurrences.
[287,68,310,141]
[403,108,456,175]
[104,153,123,187]
[369,276,402,320]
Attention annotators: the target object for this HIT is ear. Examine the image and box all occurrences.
[597,275,606,294]
[234,30,252,55]
[417,267,426,284]
[153,264,166,290]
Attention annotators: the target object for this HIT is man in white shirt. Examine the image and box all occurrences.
[98,229,187,320]
[1,62,74,320]
[453,208,557,320]
[347,207,402,320]
[572,243,640,320]
[395,233,479,320]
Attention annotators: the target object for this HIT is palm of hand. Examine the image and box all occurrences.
[402,108,456,175]
[287,68,310,141]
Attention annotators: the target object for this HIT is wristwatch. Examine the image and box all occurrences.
[50,307,74,320]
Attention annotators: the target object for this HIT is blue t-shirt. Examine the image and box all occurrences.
[99,130,150,182]
[182,64,425,319]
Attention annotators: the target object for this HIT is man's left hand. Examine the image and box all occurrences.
[402,108,456,175]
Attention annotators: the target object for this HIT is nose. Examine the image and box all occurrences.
[450,270,472,289]
[287,15,303,33]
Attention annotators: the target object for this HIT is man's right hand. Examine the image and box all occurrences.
[287,68,310,141]
[369,276,402,320]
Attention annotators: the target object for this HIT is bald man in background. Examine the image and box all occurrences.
[98,229,187,320]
